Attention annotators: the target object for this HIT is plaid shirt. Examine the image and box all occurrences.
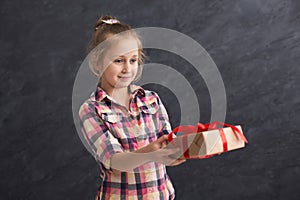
[79,84,175,200]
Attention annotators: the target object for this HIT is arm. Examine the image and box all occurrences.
[111,92,186,172]
[155,92,173,137]
[79,102,125,171]
[110,135,181,172]
[79,101,181,172]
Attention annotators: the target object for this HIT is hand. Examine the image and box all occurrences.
[140,135,186,166]
[141,135,169,152]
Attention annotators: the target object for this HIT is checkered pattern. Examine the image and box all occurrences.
[79,84,175,200]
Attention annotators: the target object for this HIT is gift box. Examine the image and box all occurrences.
[166,122,248,159]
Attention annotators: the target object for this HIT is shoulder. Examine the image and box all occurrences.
[78,99,94,118]
[132,85,162,106]
[132,86,166,115]
[143,90,163,105]
[78,92,97,116]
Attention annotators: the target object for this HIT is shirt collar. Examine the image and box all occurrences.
[93,83,145,103]
[90,84,159,120]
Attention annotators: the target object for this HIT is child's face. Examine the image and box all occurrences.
[100,37,139,92]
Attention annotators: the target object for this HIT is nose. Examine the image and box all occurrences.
[122,60,131,73]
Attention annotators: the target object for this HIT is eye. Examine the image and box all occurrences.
[114,59,124,63]
[130,58,137,63]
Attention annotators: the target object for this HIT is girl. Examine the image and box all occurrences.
[79,15,185,200]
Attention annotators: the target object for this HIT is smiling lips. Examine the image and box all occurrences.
[118,75,131,80]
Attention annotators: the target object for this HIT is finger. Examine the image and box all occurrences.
[160,147,180,156]
[161,141,167,149]
[162,156,179,165]
[156,135,169,144]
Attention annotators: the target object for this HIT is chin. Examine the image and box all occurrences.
[115,82,131,88]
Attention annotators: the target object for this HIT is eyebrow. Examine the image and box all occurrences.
[114,54,138,58]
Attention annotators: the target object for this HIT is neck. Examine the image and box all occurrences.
[113,88,131,109]
[110,87,129,100]
[101,83,131,109]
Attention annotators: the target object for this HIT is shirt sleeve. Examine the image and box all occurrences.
[78,102,124,171]
[153,93,173,137]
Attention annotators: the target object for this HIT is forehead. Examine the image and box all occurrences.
[107,37,139,57]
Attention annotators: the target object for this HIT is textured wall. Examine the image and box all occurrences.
[0,0,299,199]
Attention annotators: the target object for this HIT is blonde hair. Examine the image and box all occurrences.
[87,15,145,83]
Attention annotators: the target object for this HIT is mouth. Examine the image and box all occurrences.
[118,75,132,81]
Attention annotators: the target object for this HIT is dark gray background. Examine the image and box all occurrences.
[1,0,299,199]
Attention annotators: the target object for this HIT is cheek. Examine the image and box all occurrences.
[101,58,115,73]
[106,64,121,74]
[133,65,139,73]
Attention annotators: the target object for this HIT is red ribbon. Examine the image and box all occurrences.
[168,122,248,159]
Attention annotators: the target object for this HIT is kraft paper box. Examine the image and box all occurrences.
[167,125,246,159]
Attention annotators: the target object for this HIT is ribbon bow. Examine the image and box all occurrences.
[102,19,120,25]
